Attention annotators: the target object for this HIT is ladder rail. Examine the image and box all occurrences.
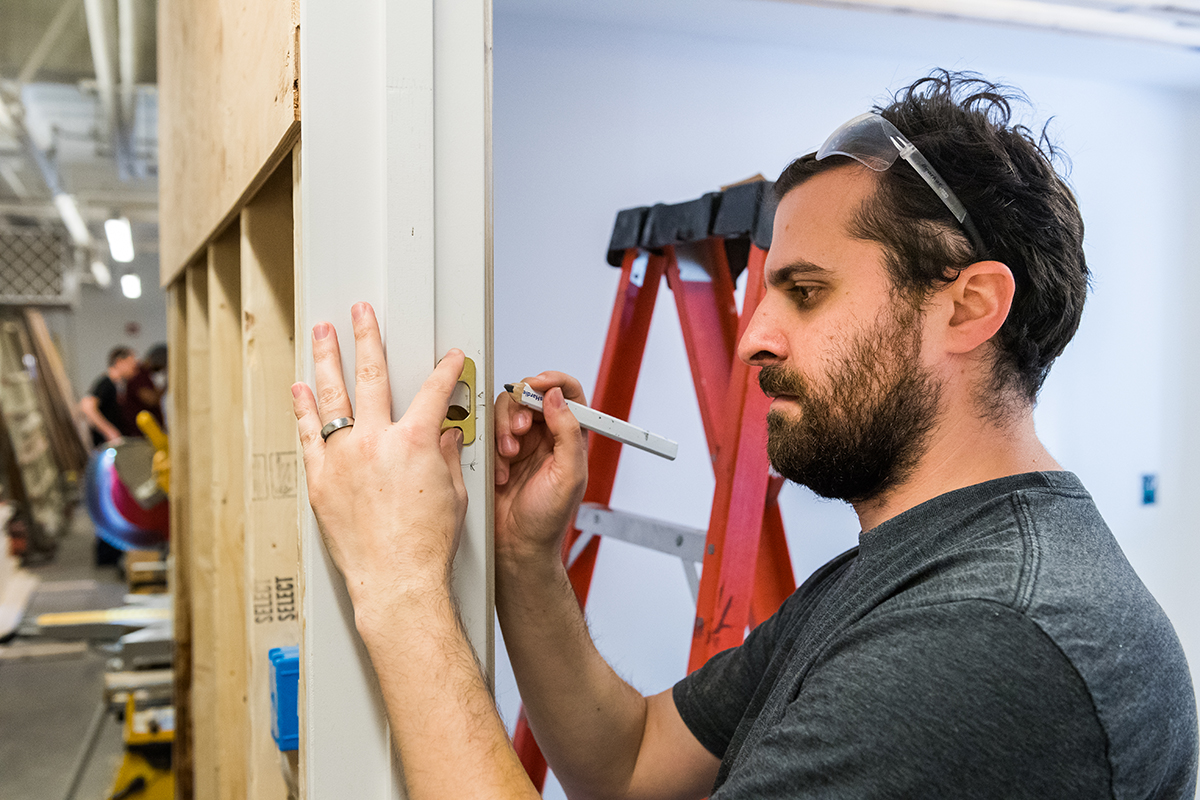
[512,187,795,792]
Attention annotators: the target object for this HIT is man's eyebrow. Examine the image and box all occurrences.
[766,260,831,286]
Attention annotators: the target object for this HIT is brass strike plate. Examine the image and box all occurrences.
[442,357,476,445]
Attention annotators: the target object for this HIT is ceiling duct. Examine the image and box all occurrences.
[776,0,1200,48]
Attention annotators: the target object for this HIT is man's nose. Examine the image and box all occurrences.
[737,298,784,367]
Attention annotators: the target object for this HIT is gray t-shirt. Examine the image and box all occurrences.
[674,472,1197,798]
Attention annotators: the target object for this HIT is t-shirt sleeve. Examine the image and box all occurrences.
[89,376,115,404]
[710,600,1109,799]
[673,549,858,760]
[673,594,790,758]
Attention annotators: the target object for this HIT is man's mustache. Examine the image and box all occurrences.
[759,364,808,399]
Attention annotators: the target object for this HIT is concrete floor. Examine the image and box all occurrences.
[0,515,132,800]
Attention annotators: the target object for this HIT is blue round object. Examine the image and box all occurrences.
[84,448,165,552]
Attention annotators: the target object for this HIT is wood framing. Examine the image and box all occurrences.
[298,0,494,794]
[207,226,249,798]
[183,262,216,799]
[157,0,300,284]
[168,281,194,799]
[241,161,299,800]
[162,2,494,796]
[171,166,301,800]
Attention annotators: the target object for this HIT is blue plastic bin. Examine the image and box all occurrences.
[269,645,300,751]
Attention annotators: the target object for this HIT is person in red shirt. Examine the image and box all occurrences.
[122,343,168,433]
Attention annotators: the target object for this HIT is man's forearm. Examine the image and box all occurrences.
[496,549,650,800]
[80,398,119,440]
[356,586,538,800]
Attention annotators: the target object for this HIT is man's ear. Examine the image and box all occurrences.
[940,261,1015,355]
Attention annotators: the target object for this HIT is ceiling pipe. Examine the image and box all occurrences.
[82,0,118,144]
[53,193,91,245]
[0,93,107,285]
[0,93,16,132]
[0,162,29,199]
[17,0,84,85]
[780,0,1200,48]
[117,0,136,131]
[115,0,139,178]
[0,200,157,223]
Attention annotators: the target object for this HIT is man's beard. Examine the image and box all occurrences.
[759,300,942,505]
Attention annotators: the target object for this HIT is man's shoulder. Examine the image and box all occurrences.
[859,474,1198,800]
[717,600,1113,798]
[839,594,1197,799]
[857,471,1102,612]
[89,374,116,397]
[871,471,1184,678]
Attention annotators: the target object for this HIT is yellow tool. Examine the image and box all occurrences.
[136,411,170,494]
[106,694,174,799]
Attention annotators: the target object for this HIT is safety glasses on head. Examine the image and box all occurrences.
[816,112,986,258]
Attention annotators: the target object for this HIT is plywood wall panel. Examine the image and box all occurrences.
[240,160,299,800]
[207,226,249,798]
[184,263,216,800]
[169,279,194,800]
[158,0,300,286]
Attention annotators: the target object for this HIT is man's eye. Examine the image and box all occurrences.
[792,285,819,305]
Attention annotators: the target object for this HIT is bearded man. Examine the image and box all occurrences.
[295,71,1198,799]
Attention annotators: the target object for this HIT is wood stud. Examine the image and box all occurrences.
[171,164,302,798]
[207,226,250,798]
[241,160,299,800]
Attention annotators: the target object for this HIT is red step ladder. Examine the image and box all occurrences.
[512,182,796,790]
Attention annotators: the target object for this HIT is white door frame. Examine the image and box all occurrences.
[297,1,493,795]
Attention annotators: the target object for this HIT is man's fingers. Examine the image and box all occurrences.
[402,349,466,428]
[525,371,588,407]
[494,391,525,457]
[439,428,468,510]
[494,373,583,485]
[292,382,325,471]
[493,391,516,486]
[540,386,587,474]
[312,322,354,426]
[350,302,392,428]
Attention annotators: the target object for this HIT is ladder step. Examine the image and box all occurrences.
[571,502,707,565]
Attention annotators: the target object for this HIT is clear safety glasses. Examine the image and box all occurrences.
[816,112,986,257]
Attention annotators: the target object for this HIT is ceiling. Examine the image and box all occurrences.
[0,0,159,279]
[4,0,1200,288]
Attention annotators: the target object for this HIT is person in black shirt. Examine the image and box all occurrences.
[81,346,141,447]
[81,346,142,566]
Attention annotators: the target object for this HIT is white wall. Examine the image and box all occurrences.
[41,251,167,410]
[492,3,1200,796]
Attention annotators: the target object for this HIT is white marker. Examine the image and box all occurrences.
[504,383,678,461]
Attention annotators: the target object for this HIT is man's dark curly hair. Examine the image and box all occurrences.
[774,70,1089,404]
[107,345,135,367]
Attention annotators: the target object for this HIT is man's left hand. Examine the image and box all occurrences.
[292,302,468,622]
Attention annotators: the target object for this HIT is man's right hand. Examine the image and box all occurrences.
[492,372,720,800]
[493,372,589,566]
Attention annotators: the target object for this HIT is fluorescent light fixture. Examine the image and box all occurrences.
[120,272,142,299]
[105,216,134,262]
[91,259,112,288]
[53,193,91,246]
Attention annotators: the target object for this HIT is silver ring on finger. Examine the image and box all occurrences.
[320,416,355,441]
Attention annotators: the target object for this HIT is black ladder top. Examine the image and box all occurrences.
[605,180,776,281]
